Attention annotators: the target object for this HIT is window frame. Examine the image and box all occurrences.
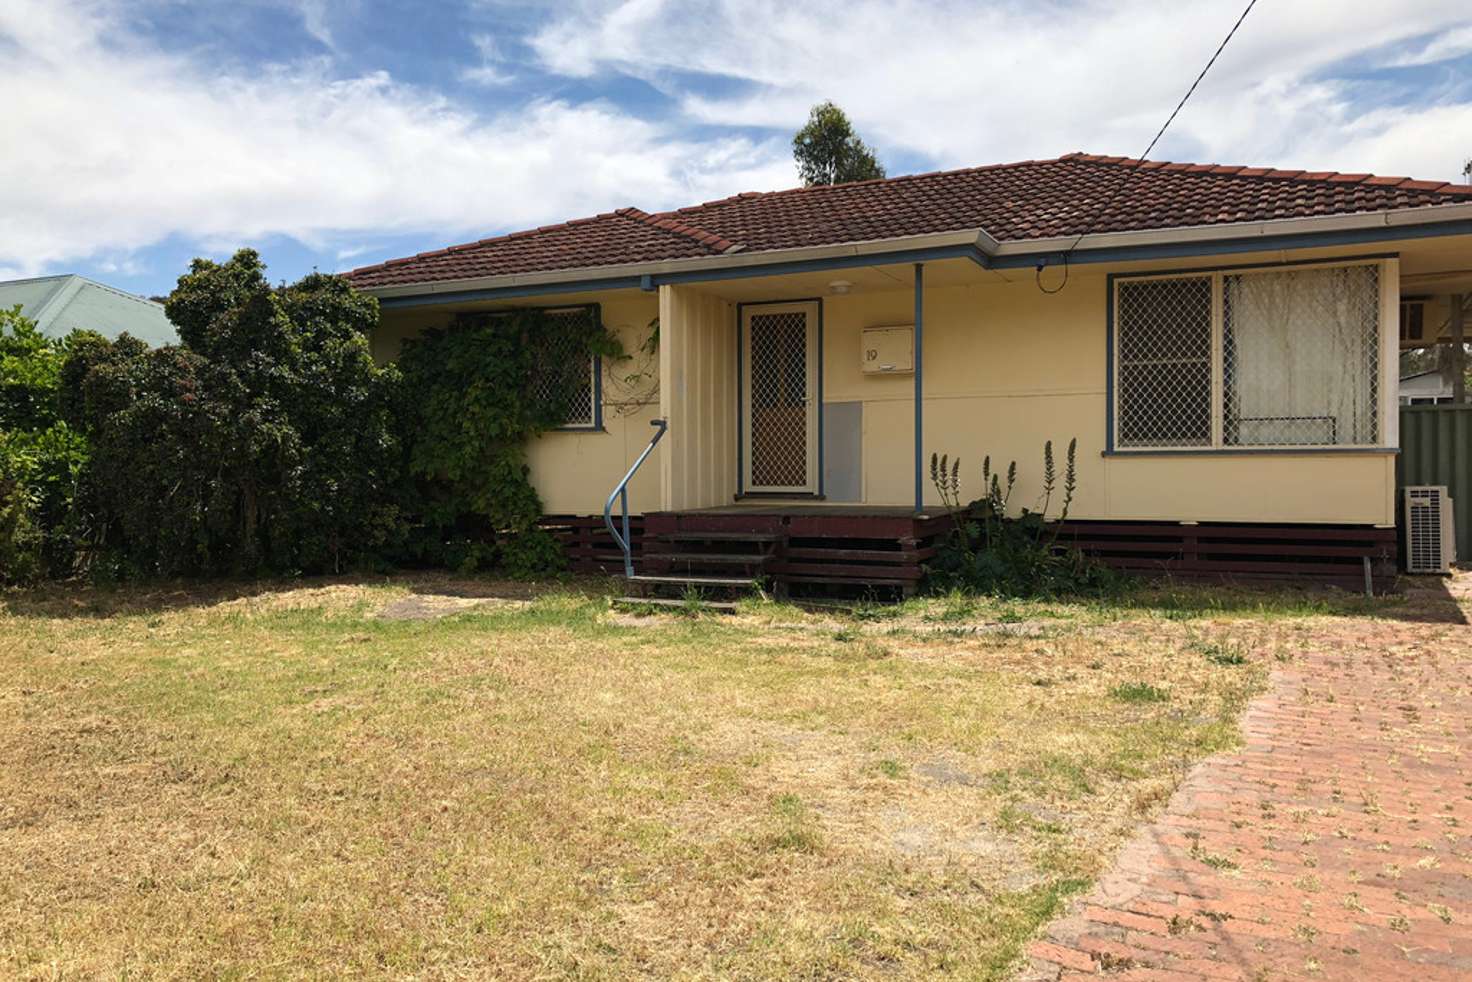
[1107,257,1397,456]
[540,303,603,432]
[455,302,604,432]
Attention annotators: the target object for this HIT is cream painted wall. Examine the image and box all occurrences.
[823,270,1396,526]
[374,291,664,516]
[828,275,1110,516]
[659,285,738,510]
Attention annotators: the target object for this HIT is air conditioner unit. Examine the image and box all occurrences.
[1404,486,1456,574]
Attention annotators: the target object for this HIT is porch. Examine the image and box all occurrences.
[543,505,953,596]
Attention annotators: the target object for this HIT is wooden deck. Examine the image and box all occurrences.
[643,507,953,596]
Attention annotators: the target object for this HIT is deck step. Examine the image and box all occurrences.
[612,596,740,612]
[643,552,772,565]
[627,574,757,587]
[654,531,784,543]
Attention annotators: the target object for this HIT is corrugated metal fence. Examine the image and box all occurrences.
[1398,405,1472,561]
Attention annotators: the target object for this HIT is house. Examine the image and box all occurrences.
[1399,369,1456,406]
[0,274,176,346]
[346,152,1472,590]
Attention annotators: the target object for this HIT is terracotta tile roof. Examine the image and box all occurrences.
[344,207,725,288]
[345,152,1472,289]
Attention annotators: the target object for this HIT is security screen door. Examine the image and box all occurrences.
[742,302,818,493]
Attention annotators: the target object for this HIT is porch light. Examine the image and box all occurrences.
[828,279,852,294]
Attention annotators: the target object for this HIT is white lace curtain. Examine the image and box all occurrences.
[1223,265,1379,446]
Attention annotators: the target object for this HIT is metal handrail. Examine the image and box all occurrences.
[604,418,668,578]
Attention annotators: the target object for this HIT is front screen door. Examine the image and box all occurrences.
[742,302,819,493]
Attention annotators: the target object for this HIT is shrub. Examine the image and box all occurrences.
[926,439,1120,598]
[63,251,404,577]
[0,438,43,582]
[0,308,89,581]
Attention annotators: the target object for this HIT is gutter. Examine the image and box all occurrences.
[365,228,990,302]
[364,202,1472,305]
[992,201,1472,269]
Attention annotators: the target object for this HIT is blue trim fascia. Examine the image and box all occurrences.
[817,297,825,499]
[785,296,826,495]
[736,298,825,495]
[994,222,1472,271]
[379,276,644,309]
[375,244,986,309]
[1104,272,1116,453]
[651,243,988,288]
[1104,447,1399,457]
[454,301,605,433]
[913,262,924,513]
[1105,255,1399,454]
[735,301,745,497]
[1108,251,1399,280]
[591,301,604,431]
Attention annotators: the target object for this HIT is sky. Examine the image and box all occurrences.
[2,0,1471,299]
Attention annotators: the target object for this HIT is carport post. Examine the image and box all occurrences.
[1453,293,1466,404]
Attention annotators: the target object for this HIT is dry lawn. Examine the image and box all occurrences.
[0,574,1446,979]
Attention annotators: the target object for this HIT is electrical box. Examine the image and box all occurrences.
[861,325,913,375]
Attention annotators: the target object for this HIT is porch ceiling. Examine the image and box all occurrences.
[1398,233,1472,296]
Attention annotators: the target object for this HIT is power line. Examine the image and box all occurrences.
[1038,0,1262,294]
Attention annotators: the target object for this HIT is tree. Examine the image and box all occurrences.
[792,101,886,187]
[63,250,404,576]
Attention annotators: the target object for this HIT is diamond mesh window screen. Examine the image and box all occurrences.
[1116,276,1213,448]
[748,310,810,488]
[1224,265,1379,446]
[527,307,597,428]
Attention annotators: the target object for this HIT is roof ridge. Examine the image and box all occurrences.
[667,154,1081,216]
[0,272,73,287]
[615,207,743,254]
[1061,152,1472,196]
[71,275,166,309]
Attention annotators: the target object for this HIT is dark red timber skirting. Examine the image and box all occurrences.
[538,514,647,574]
[543,513,1400,592]
[1058,520,1399,589]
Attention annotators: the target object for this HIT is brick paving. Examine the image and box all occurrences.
[1023,592,1472,981]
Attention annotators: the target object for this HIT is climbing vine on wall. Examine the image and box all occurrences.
[603,316,660,417]
[395,306,626,571]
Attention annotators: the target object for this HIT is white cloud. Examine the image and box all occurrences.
[0,0,794,277]
[461,34,515,86]
[287,0,337,49]
[1384,24,1472,66]
[527,0,1472,177]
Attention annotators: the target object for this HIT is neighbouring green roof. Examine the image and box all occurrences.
[0,274,177,347]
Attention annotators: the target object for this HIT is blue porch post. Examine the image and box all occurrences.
[913,262,924,512]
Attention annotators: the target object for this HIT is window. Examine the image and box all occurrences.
[1400,300,1426,344]
[457,305,601,429]
[1115,276,1213,447]
[1114,261,1384,450]
[527,306,601,429]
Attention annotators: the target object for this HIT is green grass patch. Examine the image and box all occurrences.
[1111,682,1170,704]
